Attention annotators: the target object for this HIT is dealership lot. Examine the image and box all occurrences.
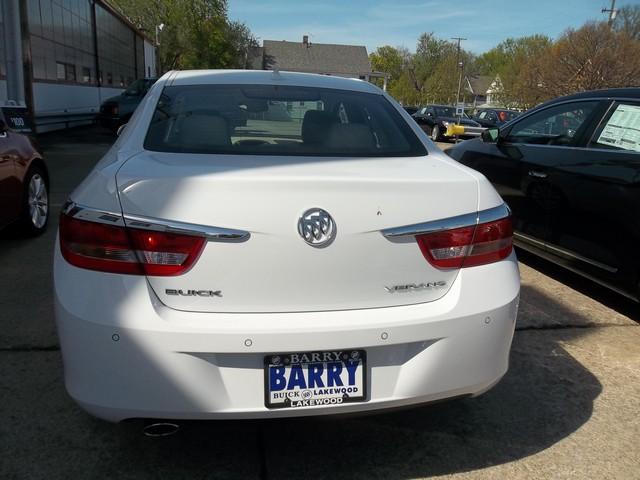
[1,128,639,480]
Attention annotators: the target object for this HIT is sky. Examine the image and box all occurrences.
[228,0,639,54]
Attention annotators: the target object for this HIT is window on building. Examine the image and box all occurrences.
[56,61,76,81]
[96,4,137,89]
[28,0,96,84]
[56,62,66,80]
[82,67,91,83]
[28,0,140,88]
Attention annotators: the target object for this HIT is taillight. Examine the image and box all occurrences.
[416,216,513,269]
[59,213,205,276]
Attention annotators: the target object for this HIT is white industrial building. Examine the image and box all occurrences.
[0,0,156,132]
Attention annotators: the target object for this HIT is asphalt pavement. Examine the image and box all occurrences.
[1,127,639,480]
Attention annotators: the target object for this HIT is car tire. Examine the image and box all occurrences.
[18,166,49,236]
[431,125,441,142]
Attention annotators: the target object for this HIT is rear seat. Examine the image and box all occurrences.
[179,113,230,149]
[325,123,375,150]
[301,110,336,145]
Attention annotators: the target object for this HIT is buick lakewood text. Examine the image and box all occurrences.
[54,70,520,422]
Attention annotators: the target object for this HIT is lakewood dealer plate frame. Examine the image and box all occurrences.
[263,349,368,409]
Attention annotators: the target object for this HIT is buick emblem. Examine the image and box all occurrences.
[297,208,336,248]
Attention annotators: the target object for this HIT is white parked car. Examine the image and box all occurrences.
[54,70,519,425]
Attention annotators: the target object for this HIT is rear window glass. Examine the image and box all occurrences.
[144,85,427,157]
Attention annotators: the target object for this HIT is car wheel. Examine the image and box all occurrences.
[19,166,49,236]
[431,125,440,142]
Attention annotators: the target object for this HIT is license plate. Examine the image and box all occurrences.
[264,349,367,409]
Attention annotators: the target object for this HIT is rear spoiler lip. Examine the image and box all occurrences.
[381,203,511,239]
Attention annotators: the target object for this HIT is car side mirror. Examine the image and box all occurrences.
[481,127,500,143]
[116,123,126,136]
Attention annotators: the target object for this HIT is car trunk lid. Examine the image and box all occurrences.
[116,152,478,313]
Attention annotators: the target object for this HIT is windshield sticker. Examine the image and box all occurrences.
[596,104,640,152]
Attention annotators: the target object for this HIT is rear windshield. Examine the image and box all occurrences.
[144,85,427,157]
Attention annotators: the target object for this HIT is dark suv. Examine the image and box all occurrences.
[97,78,157,132]
[447,88,640,301]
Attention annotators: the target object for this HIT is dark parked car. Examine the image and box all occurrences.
[403,106,420,115]
[98,78,157,132]
[447,88,640,301]
[472,108,520,128]
[412,105,482,141]
[0,119,49,235]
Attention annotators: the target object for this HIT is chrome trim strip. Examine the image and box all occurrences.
[514,232,618,273]
[478,203,511,224]
[514,239,635,301]
[62,201,125,226]
[63,201,250,242]
[123,214,250,242]
[382,203,510,239]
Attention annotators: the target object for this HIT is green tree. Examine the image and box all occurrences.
[475,35,552,107]
[369,46,405,82]
[110,0,256,72]
[413,33,468,104]
[370,34,475,105]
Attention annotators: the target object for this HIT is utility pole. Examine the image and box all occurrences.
[602,0,618,27]
[155,23,165,76]
[451,37,466,112]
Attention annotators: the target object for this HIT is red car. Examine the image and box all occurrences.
[0,118,49,235]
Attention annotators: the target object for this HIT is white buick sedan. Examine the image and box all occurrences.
[54,70,519,425]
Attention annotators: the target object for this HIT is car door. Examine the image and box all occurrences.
[500,100,607,246]
[544,100,640,296]
[461,100,604,246]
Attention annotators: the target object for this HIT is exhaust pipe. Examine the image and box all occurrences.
[142,421,180,437]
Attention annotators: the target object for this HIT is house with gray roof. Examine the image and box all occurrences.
[464,75,503,107]
[248,36,389,89]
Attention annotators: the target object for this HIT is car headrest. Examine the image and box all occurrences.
[325,123,375,151]
[179,113,230,148]
[301,110,335,145]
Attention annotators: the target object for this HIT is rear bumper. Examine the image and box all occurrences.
[54,239,520,422]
